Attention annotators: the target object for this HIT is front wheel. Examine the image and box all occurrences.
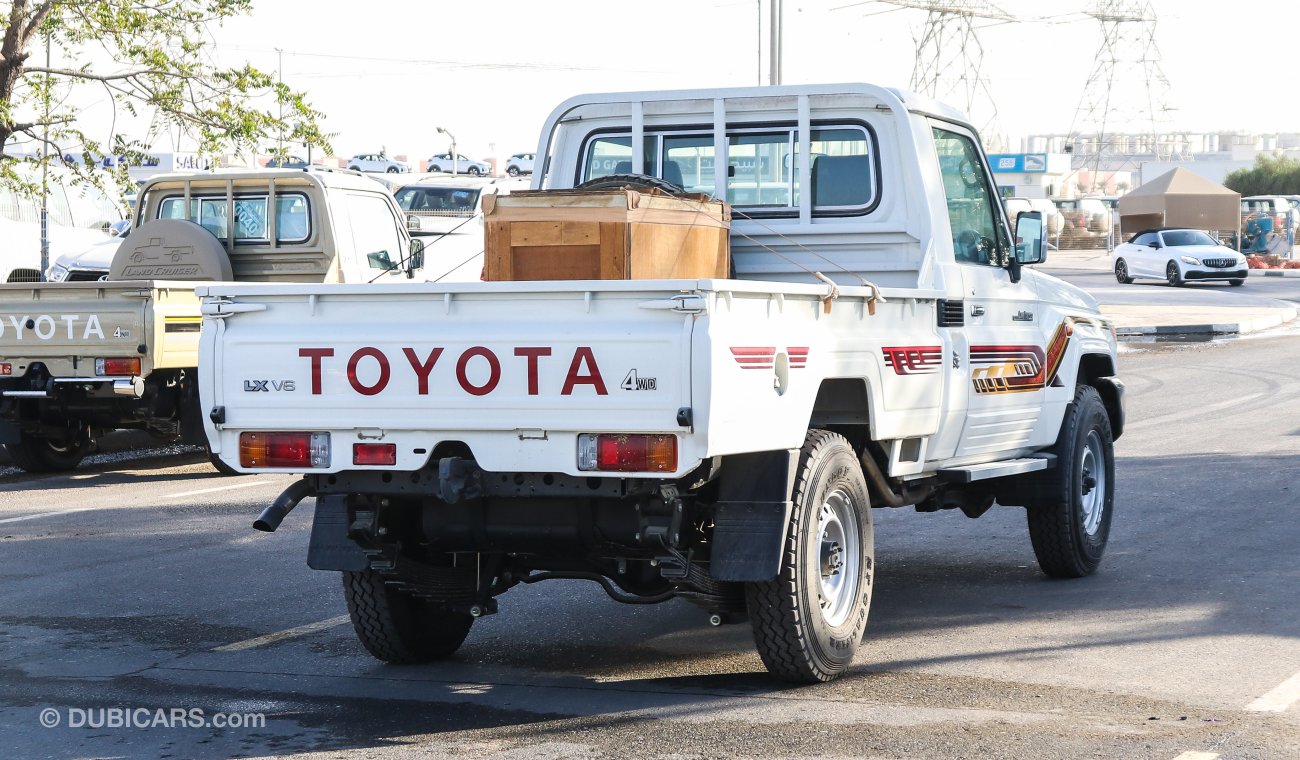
[507,166,520,176]
[1166,260,1184,286]
[386,166,399,173]
[746,430,874,683]
[1026,385,1115,578]
[467,167,482,176]
[1114,258,1133,284]
[342,570,474,663]
[1229,278,1245,286]
[3,429,92,472]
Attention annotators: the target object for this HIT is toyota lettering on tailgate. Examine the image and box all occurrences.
[296,345,610,397]
[0,314,107,341]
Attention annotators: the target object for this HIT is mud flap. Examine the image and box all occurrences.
[710,449,799,582]
[307,494,368,571]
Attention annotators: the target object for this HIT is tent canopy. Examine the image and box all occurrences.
[1117,168,1240,235]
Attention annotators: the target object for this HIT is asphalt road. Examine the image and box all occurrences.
[2,274,1300,758]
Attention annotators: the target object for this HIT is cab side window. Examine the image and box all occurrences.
[1132,232,1157,247]
[933,127,1002,266]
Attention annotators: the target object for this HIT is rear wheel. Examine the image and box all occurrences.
[1026,385,1115,578]
[342,570,474,663]
[746,430,874,683]
[1166,260,1184,286]
[3,428,92,472]
[1114,258,1133,284]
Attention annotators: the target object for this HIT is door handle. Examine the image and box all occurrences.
[970,305,985,317]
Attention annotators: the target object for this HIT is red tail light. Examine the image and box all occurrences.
[577,434,677,472]
[240,432,330,468]
[353,443,396,466]
[95,357,141,376]
[0,362,10,376]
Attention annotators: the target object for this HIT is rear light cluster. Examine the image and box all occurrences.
[577,434,677,472]
[95,357,141,376]
[240,432,330,469]
[0,362,10,376]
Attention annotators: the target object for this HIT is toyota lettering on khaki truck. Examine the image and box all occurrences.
[0,169,425,473]
[200,84,1125,683]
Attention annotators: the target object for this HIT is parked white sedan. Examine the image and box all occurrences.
[347,153,410,173]
[1111,228,1248,287]
[426,153,490,176]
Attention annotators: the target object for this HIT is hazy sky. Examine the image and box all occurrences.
[195,0,1297,162]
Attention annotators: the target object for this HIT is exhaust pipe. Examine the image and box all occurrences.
[254,479,315,532]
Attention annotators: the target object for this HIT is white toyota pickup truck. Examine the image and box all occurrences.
[199,84,1124,683]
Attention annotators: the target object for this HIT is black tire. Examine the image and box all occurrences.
[348,165,361,172]
[746,430,874,683]
[1166,260,1184,287]
[1026,385,1115,578]
[467,167,482,176]
[1114,258,1133,284]
[429,166,442,173]
[507,166,520,177]
[575,172,686,195]
[1229,278,1245,286]
[386,166,399,173]
[342,570,473,663]
[3,429,92,472]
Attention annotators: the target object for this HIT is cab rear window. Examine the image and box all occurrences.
[157,193,311,244]
[580,124,877,217]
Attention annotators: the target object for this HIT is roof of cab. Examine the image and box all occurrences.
[140,167,390,194]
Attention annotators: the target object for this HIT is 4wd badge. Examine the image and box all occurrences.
[620,369,657,391]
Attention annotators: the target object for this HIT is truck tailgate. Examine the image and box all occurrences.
[0,281,191,378]
[201,282,697,476]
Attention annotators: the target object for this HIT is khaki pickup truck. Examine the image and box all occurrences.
[0,169,423,472]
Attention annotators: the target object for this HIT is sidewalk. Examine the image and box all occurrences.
[1035,247,1300,337]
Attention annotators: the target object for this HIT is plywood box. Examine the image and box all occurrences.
[482,189,730,281]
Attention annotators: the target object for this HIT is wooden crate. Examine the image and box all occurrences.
[482,189,730,281]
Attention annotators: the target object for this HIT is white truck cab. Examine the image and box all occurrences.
[199,84,1124,683]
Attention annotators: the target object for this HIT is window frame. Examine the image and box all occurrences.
[156,191,313,245]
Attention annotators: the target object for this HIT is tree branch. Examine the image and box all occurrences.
[22,65,169,82]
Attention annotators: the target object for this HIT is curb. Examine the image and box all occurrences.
[1115,306,1298,338]
[1249,269,1300,277]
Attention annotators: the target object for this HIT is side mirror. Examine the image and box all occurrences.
[1014,211,1045,266]
[367,250,397,271]
[406,238,425,278]
[1150,240,1162,250]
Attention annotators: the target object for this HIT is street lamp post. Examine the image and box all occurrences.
[437,126,458,175]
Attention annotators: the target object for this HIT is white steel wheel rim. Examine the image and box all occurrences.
[816,489,860,628]
[1079,430,1106,535]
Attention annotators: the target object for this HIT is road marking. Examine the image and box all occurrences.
[1172,753,1219,760]
[212,615,351,652]
[1246,669,1300,712]
[163,480,276,499]
[0,509,93,524]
